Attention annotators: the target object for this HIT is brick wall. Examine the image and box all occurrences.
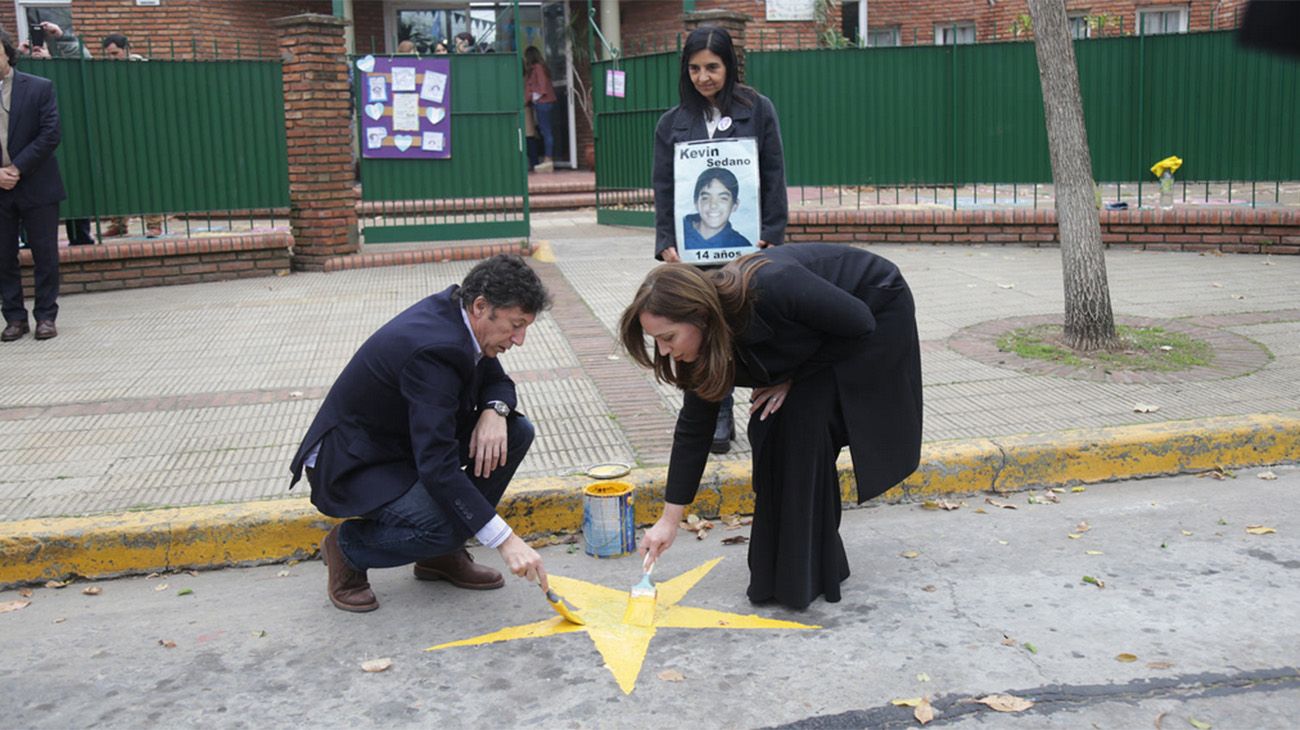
[786,208,1300,255]
[17,233,292,294]
[621,0,842,55]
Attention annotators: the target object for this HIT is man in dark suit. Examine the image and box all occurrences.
[290,255,552,613]
[0,31,66,342]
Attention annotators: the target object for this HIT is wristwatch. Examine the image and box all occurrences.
[487,400,511,417]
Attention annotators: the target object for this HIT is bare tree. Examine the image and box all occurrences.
[1026,0,1118,350]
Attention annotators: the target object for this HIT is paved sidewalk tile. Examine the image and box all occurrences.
[0,219,1297,521]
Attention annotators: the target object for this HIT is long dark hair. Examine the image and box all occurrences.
[524,45,548,76]
[677,26,754,116]
[618,254,768,401]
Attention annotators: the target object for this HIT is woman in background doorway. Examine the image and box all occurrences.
[524,46,558,173]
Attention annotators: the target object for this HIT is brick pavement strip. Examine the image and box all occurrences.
[531,261,677,466]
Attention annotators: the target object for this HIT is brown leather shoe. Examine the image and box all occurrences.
[319,524,379,612]
[1,320,28,342]
[414,549,504,590]
[34,321,57,340]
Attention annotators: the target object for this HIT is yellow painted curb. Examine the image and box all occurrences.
[2,413,1297,587]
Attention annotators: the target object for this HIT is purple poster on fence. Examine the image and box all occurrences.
[356,55,451,159]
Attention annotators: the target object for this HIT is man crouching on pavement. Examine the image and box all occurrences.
[289,255,551,612]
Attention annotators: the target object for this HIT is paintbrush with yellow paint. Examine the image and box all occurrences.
[537,577,585,625]
[622,554,657,626]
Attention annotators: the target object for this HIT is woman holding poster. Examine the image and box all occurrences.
[653,26,788,453]
[620,244,923,610]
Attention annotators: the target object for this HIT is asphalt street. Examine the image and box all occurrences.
[2,467,1297,729]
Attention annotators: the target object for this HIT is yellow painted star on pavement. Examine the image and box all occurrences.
[425,557,819,694]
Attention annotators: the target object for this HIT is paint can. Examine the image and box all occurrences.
[582,480,635,558]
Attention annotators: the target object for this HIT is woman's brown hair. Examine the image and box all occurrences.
[618,255,768,401]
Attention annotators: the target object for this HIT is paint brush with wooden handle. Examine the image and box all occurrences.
[622,554,657,627]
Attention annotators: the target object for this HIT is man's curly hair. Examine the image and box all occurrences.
[456,254,551,314]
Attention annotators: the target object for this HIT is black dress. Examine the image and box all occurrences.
[665,244,923,610]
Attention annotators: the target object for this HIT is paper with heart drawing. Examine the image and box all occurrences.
[392,94,420,131]
[425,106,446,125]
[420,71,447,104]
[391,66,417,92]
[365,127,387,149]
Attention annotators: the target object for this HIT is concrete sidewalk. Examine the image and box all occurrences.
[2,210,1298,584]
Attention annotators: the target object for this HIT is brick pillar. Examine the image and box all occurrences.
[272,13,359,271]
[684,9,752,82]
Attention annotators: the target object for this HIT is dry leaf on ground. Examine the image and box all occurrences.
[158,640,177,649]
[45,580,70,589]
[1198,466,1235,480]
[154,583,169,592]
[916,672,931,682]
[361,658,393,673]
[922,499,965,511]
[1082,575,1105,588]
[1189,717,1212,730]
[974,694,1034,712]
[1068,533,1083,540]
[1039,491,1060,504]
[900,550,920,559]
[1075,521,1092,533]
[1,600,31,613]
[1155,710,1167,729]
[657,669,685,682]
[82,586,102,596]
[721,535,748,545]
[1245,525,1276,535]
[890,698,922,707]
[277,570,291,577]
[1116,653,1138,663]
[1071,487,1086,493]
[914,697,935,725]
[1257,470,1278,480]
[1000,635,1018,647]
[1147,661,1174,670]
[921,585,938,593]
[1085,550,1104,556]
[1133,403,1161,413]
[985,497,1017,510]
[695,528,710,541]
[18,587,32,598]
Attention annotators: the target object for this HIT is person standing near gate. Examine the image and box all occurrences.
[523,46,557,173]
[289,255,553,613]
[99,33,164,239]
[0,30,66,342]
[652,26,788,453]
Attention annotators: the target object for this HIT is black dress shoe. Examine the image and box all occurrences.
[711,398,735,454]
[34,321,57,340]
[2,320,29,342]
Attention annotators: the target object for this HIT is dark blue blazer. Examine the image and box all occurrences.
[289,286,518,535]
[2,70,66,209]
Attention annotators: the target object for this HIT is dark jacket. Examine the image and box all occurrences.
[3,70,66,209]
[681,213,752,250]
[653,89,787,258]
[665,244,923,505]
[288,286,518,534]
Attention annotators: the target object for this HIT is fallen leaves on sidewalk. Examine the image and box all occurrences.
[1245,525,1276,535]
[914,697,934,725]
[158,640,177,649]
[1075,521,1092,533]
[18,587,32,598]
[1132,403,1161,413]
[1116,653,1138,663]
[985,497,1017,510]
[1,600,31,613]
[721,535,748,545]
[900,551,920,559]
[1198,466,1235,480]
[657,669,685,682]
[1189,717,1212,729]
[360,658,393,673]
[154,583,170,592]
[682,514,714,540]
[1146,661,1174,670]
[45,580,70,589]
[1082,575,1105,588]
[973,694,1034,712]
[1257,470,1278,480]
[82,586,102,596]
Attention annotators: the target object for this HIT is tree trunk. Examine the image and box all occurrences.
[1026,0,1118,351]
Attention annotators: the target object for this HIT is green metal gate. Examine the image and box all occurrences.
[592,50,677,227]
[355,2,530,244]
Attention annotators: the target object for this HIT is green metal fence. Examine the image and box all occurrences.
[25,57,290,233]
[594,30,1300,219]
[354,16,530,244]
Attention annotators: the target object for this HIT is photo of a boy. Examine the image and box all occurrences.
[682,167,752,250]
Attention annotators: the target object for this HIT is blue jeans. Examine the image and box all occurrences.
[337,415,535,571]
[534,101,555,159]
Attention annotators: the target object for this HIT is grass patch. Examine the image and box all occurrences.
[997,324,1213,372]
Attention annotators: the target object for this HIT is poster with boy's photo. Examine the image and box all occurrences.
[674,138,761,265]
